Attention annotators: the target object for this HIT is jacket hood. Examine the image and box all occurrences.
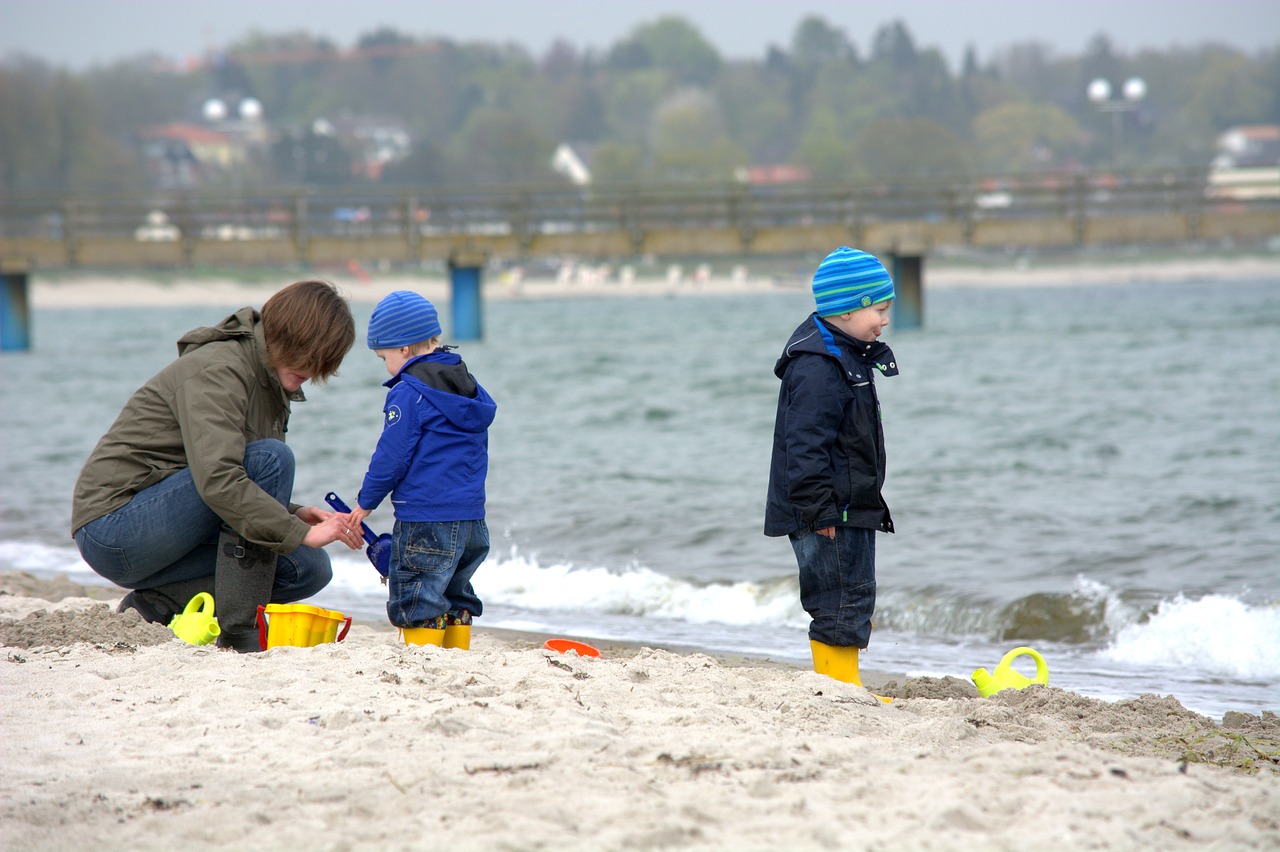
[176,307,259,355]
[175,307,301,402]
[390,351,496,434]
[774,313,899,380]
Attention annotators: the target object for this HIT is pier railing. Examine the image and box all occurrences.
[1,169,1277,269]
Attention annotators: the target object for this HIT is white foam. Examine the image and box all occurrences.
[1099,594,1280,680]
[324,546,807,628]
[0,540,99,581]
[474,548,806,627]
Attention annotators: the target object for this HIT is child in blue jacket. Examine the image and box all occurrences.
[764,247,898,689]
[347,290,497,648]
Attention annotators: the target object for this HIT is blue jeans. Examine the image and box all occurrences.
[790,526,876,648]
[388,519,488,628]
[73,439,331,602]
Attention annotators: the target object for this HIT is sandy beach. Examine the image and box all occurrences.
[25,252,1280,309]
[6,255,1278,848]
[1,572,1276,850]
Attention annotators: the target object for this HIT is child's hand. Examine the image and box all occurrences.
[348,506,371,530]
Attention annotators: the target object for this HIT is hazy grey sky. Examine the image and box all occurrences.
[2,0,1276,71]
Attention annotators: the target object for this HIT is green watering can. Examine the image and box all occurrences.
[168,592,221,646]
[971,647,1049,697]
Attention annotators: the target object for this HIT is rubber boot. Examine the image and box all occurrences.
[443,610,472,650]
[810,639,864,685]
[116,577,214,625]
[402,616,446,647]
[810,640,893,703]
[213,529,276,653]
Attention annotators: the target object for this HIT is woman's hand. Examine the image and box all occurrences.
[296,507,362,550]
[294,505,330,526]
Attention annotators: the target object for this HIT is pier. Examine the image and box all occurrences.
[1,169,1276,345]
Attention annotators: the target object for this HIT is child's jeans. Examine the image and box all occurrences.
[387,519,488,628]
[790,525,876,649]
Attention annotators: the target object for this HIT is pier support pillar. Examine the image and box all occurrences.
[448,252,486,341]
[890,253,923,330]
[1,263,31,352]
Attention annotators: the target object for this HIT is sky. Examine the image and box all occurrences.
[1,0,1276,72]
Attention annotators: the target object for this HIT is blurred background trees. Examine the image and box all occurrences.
[0,14,1275,193]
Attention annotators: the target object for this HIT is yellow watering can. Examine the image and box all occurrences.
[168,592,221,646]
[971,647,1049,697]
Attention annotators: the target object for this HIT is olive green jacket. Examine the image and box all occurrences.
[71,307,311,553]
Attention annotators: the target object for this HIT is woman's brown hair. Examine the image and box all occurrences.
[261,280,355,383]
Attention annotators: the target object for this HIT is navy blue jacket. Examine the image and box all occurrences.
[358,350,497,522]
[764,314,898,537]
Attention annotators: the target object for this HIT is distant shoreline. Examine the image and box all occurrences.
[28,251,1280,309]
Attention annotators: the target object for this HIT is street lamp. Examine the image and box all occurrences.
[1087,76,1147,168]
[202,97,266,189]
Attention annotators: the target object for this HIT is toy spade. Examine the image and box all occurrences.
[325,491,391,582]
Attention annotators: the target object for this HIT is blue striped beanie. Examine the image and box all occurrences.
[811,247,895,317]
[367,290,442,349]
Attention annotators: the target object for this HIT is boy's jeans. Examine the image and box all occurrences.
[73,439,331,602]
[388,519,488,628]
[790,525,876,649]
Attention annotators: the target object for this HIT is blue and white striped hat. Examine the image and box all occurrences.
[811,247,895,317]
[367,290,442,349]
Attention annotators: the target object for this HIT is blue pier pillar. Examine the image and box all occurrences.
[1,266,32,352]
[890,253,923,329]
[448,252,486,341]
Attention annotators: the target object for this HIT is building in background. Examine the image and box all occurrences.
[1207,125,1280,200]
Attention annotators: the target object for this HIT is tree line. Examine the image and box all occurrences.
[1,15,1276,194]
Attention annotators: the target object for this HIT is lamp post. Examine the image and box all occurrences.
[202,96,265,189]
[1087,77,1146,168]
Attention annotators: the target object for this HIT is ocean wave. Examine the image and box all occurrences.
[6,541,1277,684]
[476,548,806,627]
[0,541,97,578]
[1099,594,1280,680]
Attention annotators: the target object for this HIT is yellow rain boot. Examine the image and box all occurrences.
[810,639,864,685]
[810,639,893,703]
[401,616,446,647]
[443,610,472,650]
[443,624,470,650]
[402,626,444,646]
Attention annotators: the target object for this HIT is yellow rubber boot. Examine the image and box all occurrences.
[810,639,864,685]
[810,639,893,703]
[401,626,445,646]
[443,623,471,650]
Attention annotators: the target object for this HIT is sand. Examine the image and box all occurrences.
[8,256,1279,847]
[1,572,1276,851]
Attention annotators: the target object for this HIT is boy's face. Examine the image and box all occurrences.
[375,346,412,377]
[825,300,892,342]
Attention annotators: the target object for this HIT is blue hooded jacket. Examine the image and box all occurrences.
[764,314,898,537]
[358,349,497,522]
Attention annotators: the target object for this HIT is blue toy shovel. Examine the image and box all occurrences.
[325,491,391,582]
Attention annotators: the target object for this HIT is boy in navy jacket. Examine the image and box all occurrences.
[765,247,898,689]
[347,291,497,648]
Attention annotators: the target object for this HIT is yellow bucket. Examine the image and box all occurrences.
[256,604,352,650]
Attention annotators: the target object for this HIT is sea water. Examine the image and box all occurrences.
[2,273,1277,720]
